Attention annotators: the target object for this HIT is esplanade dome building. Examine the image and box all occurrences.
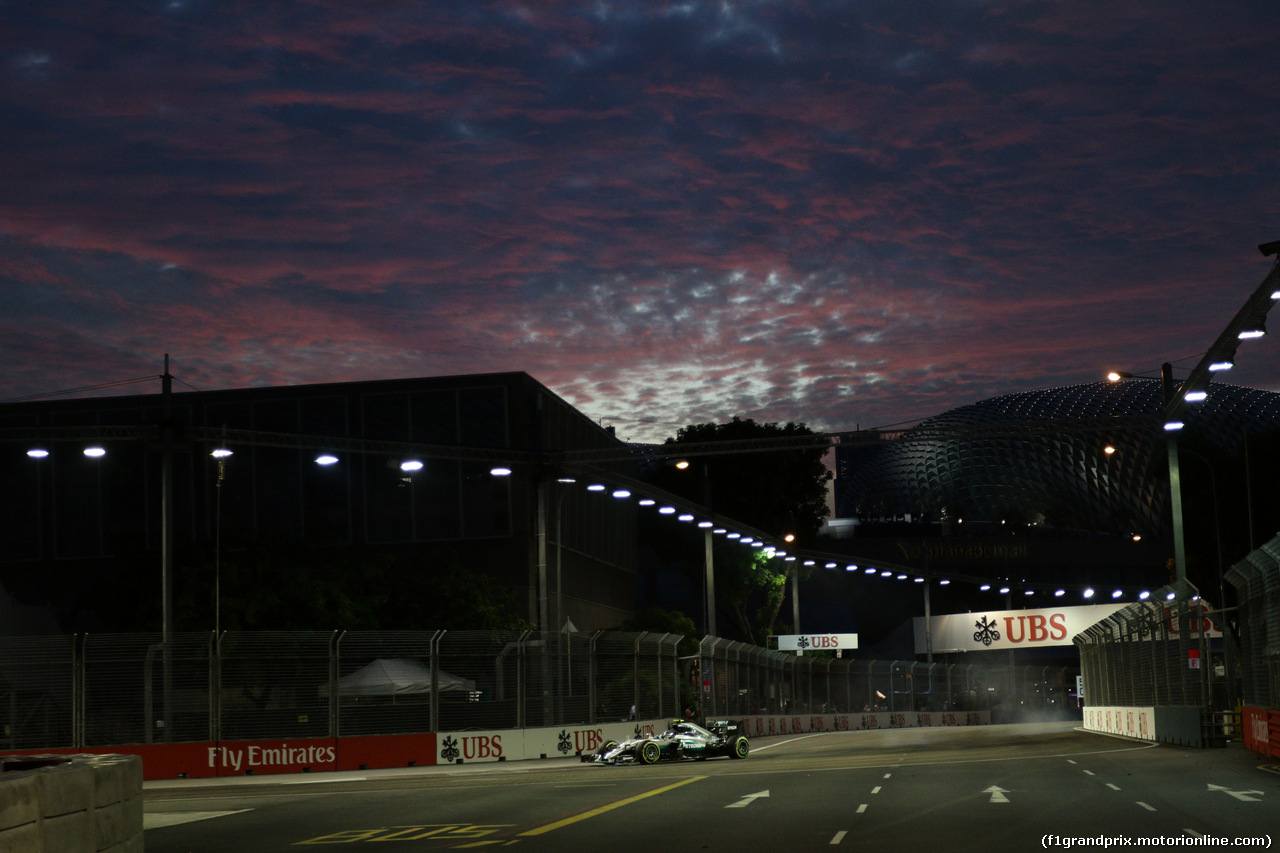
[827,379,1280,597]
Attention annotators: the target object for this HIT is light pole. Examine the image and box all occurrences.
[211,445,232,637]
[677,460,717,638]
[1178,446,1235,726]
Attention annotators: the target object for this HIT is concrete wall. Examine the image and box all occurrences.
[0,754,143,853]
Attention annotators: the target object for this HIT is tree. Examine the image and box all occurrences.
[644,417,832,645]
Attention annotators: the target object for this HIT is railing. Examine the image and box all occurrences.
[0,629,1077,751]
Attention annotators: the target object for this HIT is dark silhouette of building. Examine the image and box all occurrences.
[0,372,636,635]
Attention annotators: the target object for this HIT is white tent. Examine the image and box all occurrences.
[331,658,476,697]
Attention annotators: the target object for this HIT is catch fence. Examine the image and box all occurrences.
[1226,532,1280,709]
[0,629,1076,751]
[1074,579,1228,710]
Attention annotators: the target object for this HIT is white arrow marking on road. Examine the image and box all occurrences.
[726,790,770,808]
[1207,784,1264,802]
[985,786,1010,803]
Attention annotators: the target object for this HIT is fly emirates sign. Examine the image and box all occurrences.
[913,603,1129,653]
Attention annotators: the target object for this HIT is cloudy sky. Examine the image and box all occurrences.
[3,1,1278,443]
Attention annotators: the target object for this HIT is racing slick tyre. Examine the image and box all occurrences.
[728,736,749,759]
[638,740,662,765]
[584,740,618,762]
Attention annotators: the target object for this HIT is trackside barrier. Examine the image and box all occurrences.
[1226,533,1280,758]
[1242,706,1280,758]
[0,753,142,853]
[0,710,997,779]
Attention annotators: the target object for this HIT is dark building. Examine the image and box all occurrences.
[0,372,637,635]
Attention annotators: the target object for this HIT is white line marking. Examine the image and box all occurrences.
[857,804,868,814]
[883,773,892,779]
[726,789,770,808]
[871,786,881,794]
[1137,802,1156,811]
[1083,770,1095,776]
[831,831,847,845]
[1067,759,1078,765]
[1106,783,1121,791]
[145,810,251,829]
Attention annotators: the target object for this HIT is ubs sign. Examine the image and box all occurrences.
[914,604,1128,653]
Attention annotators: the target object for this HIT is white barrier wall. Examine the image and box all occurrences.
[436,711,992,764]
[1081,706,1156,740]
[0,754,143,853]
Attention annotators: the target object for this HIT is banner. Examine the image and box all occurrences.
[914,603,1127,653]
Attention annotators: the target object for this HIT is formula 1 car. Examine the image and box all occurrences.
[584,719,750,765]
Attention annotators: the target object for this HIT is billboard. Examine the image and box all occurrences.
[913,603,1128,653]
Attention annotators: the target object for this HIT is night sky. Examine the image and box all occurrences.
[3,1,1278,443]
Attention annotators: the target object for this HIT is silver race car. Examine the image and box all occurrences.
[585,719,750,765]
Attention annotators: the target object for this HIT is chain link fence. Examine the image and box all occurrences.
[1074,579,1230,712]
[1226,532,1280,709]
[694,637,1076,721]
[0,629,1077,750]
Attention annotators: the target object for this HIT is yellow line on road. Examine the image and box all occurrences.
[518,776,707,836]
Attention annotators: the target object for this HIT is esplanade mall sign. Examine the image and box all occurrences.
[912,602,1223,654]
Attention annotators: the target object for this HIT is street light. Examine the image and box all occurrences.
[210,447,233,637]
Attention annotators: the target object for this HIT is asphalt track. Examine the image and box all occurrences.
[144,722,1279,852]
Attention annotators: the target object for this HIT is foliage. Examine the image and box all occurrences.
[614,606,699,650]
[644,417,831,645]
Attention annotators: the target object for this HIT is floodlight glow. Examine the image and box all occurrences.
[27,448,49,458]
[713,527,727,534]
[880,571,892,577]
[677,513,694,522]
[400,459,423,472]
[1183,390,1207,402]
[1112,589,1123,598]
[896,574,907,580]
[1024,589,1034,595]
[1083,588,1095,599]
[980,584,991,591]
[1166,592,1177,600]
[698,520,713,528]
[914,577,924,583]
[557,476,577,484]
[638,498,655,506]
[611,489,631,499]
[1139,591,1150,600]
[84,447,106,458]
[939,579,950,586]
[587,484,606,492]
[825,562,837,569]
[211,448,233,459]
[1208,361,1233,372]
[490,467,512,477]
[804,560,815,567]
[1163,421,1184,432]
[726,532,741,539]
[1054,589,1065,597]
[316,454,339,466]
[999,586,1010,594]
[658,506,676,514]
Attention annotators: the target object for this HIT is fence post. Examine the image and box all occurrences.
[330,631,343,738]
